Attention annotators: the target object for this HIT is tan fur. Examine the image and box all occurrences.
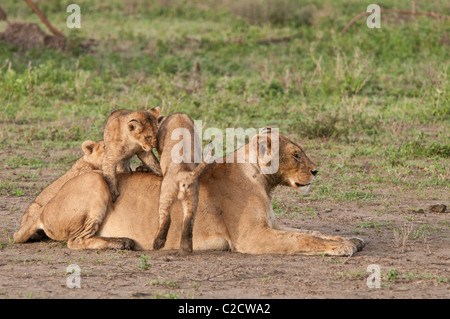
[40,172,134,250]
[13,140,105,243]
[18,130,365,256]
[102,107,161,202]
[150,113,212,254]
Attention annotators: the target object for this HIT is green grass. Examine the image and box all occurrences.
[0,0,448,203]
[138,254,152,270]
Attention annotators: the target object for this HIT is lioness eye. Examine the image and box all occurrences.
[294,153,301,160]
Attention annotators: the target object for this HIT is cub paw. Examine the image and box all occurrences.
[135,165,150,173]
[111,190,120,203]
[153,237,166,250]
[119,238,135,250]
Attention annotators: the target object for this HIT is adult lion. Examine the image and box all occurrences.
[16,129,365,255]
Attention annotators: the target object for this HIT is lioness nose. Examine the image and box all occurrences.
[311,170,318,176]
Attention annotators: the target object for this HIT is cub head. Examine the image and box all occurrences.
[127,107,160,152]
[252,128,318,191]
[81,140,105,169]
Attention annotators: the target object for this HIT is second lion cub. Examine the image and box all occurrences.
[102,108,162,202]
[149,113,212,254]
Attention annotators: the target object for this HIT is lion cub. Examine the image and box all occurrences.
[149,113,213,254]
[102,107,162,202]
[14,140,106,243]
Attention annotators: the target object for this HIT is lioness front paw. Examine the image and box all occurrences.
[348,237,366,252]
[328,238,364,256]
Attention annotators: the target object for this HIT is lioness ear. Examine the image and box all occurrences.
[259,127,272,135]
[82,140,96,155]
[250,134,270,159]
[147,106,161,119]
[250,128,279,160]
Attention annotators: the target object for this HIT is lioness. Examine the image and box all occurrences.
[18,129,365,255]
[102,107,162,202]
[149,113,213,254]
[13,140,105,243]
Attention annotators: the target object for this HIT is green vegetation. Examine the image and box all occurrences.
[0,0,448,204]
[138,254,152,270]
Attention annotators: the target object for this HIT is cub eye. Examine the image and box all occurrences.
[293,153,301,160]
[145,136,151,141]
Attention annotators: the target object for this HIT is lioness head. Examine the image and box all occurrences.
[252,128,318,191]
[127,107,160,152]
[82,140,105,169]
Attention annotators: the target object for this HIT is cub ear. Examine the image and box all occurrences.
[128,119,140,131]
[147,106,161,119]
[109,109,121,116]
[157,115,165,125]
[82,140,96,155]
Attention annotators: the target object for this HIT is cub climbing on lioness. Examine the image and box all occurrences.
[141,113,213,254]
[102,107,162,202]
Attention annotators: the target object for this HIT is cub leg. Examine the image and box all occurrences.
[102,150,124,202]
[179,183,199,254]
[68,235,135,250]
[153,178,178,250]
[66,207,135,250]
[137,150,162,176]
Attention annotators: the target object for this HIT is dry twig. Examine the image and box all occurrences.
[393,223,415,253]
[0,7,9,24]
[23,0,65,38]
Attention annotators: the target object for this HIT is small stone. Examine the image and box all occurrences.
[429,204,447,213]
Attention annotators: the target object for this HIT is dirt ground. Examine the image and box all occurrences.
[0,185,448,299]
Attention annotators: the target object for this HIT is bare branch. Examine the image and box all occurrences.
[23,0,65,38]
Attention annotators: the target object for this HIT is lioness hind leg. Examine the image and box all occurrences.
[68,236,135,250]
